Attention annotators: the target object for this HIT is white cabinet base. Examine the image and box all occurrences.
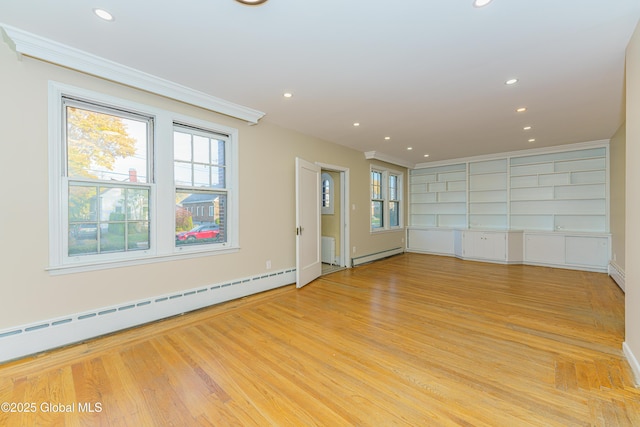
[407,228,610,272]
[523,232,610,272]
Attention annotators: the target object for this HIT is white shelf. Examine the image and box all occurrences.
[409,163,467,228]
[468,159,508,229]
[508,147,607,232]
[409,144,609,235]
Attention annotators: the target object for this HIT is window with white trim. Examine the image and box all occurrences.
[321,172,334,215]
[370,166,403,231]
[174,124,228,246]
[63,97,153,257]
[49,83,239,272]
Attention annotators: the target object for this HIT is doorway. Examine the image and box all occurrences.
[319,163,350,274]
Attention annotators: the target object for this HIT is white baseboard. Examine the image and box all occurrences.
[609,261,625,292]
[0,267,296,364]
[623,342,640,386]
[352,247,403,267]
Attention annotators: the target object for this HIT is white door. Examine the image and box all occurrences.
[296,157,322,288]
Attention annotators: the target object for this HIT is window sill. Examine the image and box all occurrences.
[47,246,240,276]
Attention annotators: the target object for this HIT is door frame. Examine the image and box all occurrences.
[318,162,350,268]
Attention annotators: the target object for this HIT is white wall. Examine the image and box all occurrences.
[610,124,626,277]
[0,38,405,347]
[624,19,640,382]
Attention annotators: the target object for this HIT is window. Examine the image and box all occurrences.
[370,167,403,231]
[64,97,153,257]
[321,172,334,215]
[371,171,383,229]
[174,124,228,246]
[49,83,239,272]
[389,174,400,227]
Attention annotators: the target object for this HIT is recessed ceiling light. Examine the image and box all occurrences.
[516,107,527,113]
[523,126,532,130]
[93,8,114,21]
[353,122,360,127]
[283,92,293,98]
[528,138,536,143]
[384,136,391,140]
[424,154,430,158]
[473,0,493,7]
[407,147,413,150]
[505,78,518,85]
[236,0,269,5]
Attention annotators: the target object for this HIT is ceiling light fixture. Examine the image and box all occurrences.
[473,0,493,8]
[93,8,114,21]
[505,78,518,85]
[523,126,532,130]
[424,154,430,158]
[384,136,391,140]
[236,0,268,5]
[407,147,413,150]
[528,138,536,143]
[516,107,527,113]
[283,92,293,98]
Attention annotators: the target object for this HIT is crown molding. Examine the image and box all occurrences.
[1,24,265,124]
[364,151,415,169]
[413,139,610,169]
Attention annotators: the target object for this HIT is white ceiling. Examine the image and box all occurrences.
[1,0,639,167]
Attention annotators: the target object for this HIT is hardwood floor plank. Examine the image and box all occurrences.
[0,253,637,426]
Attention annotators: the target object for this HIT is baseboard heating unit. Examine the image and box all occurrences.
[0,267,296,363]
[351,247,403,267]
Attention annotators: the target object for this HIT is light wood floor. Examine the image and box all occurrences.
[1,253,638,426]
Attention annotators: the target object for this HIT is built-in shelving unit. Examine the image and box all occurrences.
[406,142,611,272]
[409,163,467,228]
[509,147,607,232]
[468,158,508,229]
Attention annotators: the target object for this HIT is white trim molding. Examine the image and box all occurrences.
[609,261,626,292]
[0,24,265,124]
[0,267,295,363]
[413,139,610,169]
[365,151,415,169]
[623,342,640,386]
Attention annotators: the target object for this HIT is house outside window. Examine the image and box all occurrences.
[370,166,403,232]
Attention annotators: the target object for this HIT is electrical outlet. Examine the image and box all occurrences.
[352,246,356,254]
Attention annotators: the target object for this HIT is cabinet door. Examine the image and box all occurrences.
[407,229,455,254]
[565,236,609,268]
[463,231,506,261]
[462,231,481,258]
[485,232,507,261]
[524,234,565,265]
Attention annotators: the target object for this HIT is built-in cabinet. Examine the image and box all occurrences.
[460,230,523,263]
[406,142,610,272]
[407,228,456,255]
[524,232,610,270]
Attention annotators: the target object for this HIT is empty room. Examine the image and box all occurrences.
[1,1,640,425]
